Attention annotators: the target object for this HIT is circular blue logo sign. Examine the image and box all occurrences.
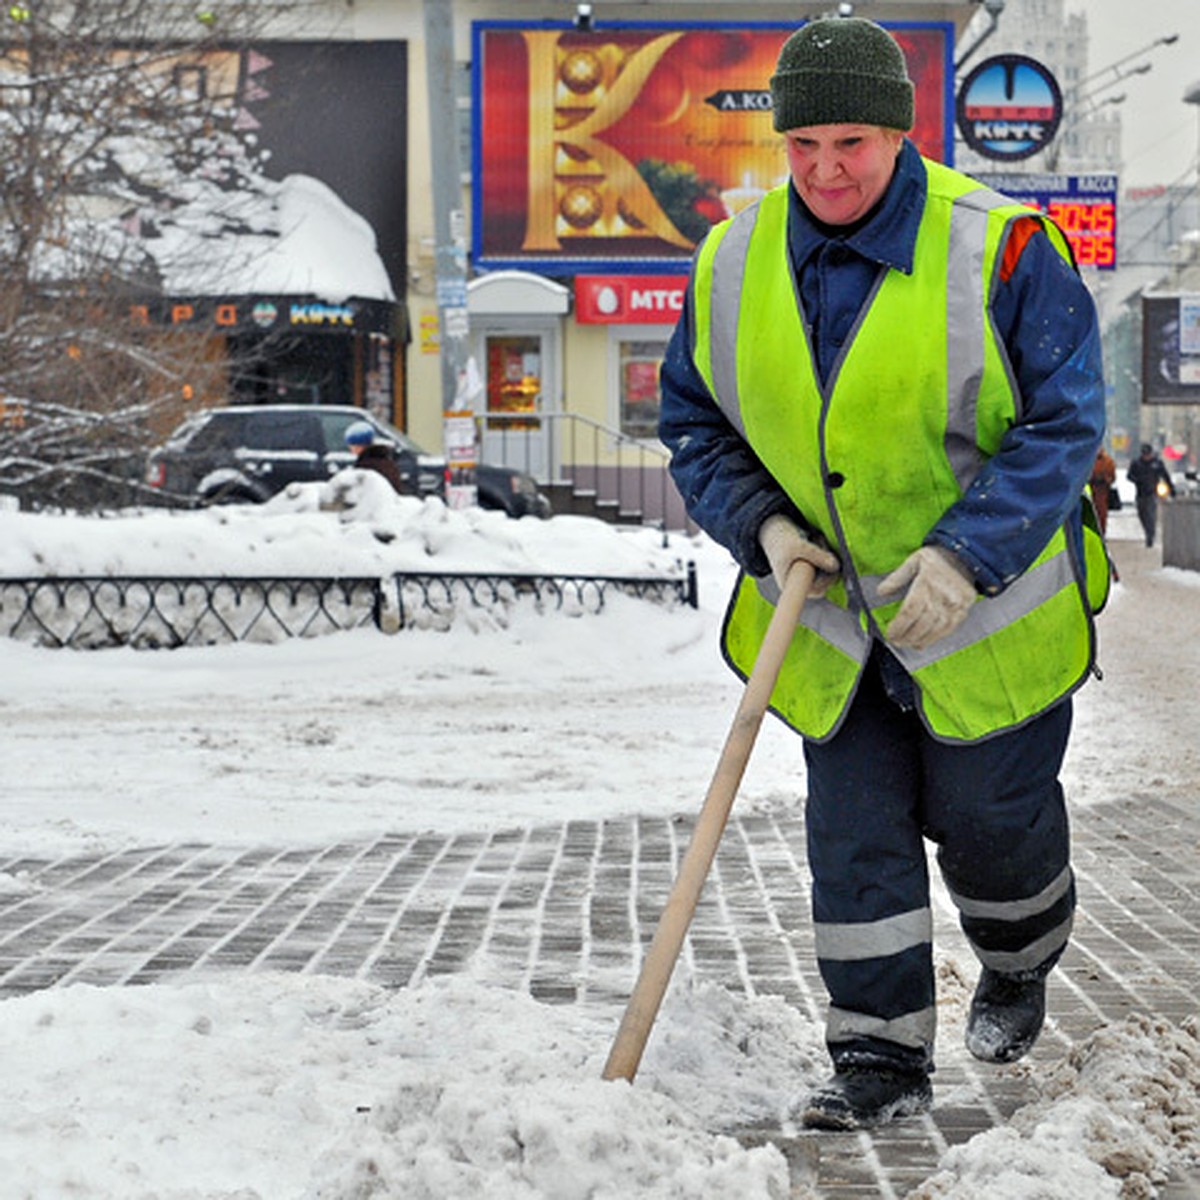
[957,54,1062,161]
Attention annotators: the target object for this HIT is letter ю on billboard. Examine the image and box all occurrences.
[473,21,953,274]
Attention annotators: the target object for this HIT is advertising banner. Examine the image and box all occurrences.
[473,21,953,273]
[1143,294,1200,405]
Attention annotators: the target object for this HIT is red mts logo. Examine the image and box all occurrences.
[575,275,688,323]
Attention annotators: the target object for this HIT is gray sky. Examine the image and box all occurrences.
[1067,0,1199,188]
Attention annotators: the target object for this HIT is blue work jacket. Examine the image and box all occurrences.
[659,139,1106,597]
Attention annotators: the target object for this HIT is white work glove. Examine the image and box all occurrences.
[758,514,841,597]
[878,545,976,650]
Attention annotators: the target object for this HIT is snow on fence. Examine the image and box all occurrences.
[0,566,698,650]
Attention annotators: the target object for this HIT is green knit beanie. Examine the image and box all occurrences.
[770,17,914,133]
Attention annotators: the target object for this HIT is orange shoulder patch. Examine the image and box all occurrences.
[999,215,1042,284]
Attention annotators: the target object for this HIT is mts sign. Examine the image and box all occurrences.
[574,275,688,324]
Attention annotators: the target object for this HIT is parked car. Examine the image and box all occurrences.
[144,404,551,518]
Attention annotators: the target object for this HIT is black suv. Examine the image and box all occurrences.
[144,405,551,518]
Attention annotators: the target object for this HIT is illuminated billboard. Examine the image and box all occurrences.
[473,21,954,274]
[1143,294,1200,405]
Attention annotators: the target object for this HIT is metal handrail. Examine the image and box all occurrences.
[479,411,693,539]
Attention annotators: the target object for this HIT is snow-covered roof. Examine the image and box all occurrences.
[155,173,395,304]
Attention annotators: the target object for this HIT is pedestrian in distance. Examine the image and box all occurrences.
[659,16,1109,1132]
[1126,442,1175,548]
[344,420,404,493]
[1089,446,1117,536]
[1088,446,1120,582]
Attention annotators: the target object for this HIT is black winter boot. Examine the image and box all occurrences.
[965,967,1047,1063]
[799,1068,933,1131]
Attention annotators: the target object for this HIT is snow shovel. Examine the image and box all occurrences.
[602,561,815,1083]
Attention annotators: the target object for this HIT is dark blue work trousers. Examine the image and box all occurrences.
[802,644,1075,1074]
[1135,494,1158,547]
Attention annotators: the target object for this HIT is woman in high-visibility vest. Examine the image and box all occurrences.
[659,16,1108,1131]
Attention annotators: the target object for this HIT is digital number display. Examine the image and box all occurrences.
[975,173,1119,271]
[1045,200,1116,268]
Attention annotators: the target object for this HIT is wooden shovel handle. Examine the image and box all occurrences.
[601,562,815,1082]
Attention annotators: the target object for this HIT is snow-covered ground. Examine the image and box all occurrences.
[1,477,1198,1198]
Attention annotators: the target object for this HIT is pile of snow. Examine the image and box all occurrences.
[914,1014,1200,1199]
[0,470,686,582]
[0,973,812,1200]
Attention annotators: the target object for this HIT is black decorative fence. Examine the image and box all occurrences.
[0,565,698,650]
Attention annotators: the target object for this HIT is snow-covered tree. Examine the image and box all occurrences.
[0,0,310,510]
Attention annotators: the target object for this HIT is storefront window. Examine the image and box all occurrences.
[616,336,667,440]
[485,334,542,430]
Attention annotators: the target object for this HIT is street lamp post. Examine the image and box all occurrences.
[1046,92,1125,172]
[956,0,1007,73]
[1183,82,1200,478]
[1045,34,1178,173]
[1185,80,1200,185]
[423,0,470,416]
[1077,33,1178,96]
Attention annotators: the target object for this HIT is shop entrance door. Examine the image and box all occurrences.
[477,329,557,482]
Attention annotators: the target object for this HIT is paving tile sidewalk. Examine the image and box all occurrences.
[2,793,1198,1197]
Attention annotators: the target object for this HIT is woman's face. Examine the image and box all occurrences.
[783,123,904,225]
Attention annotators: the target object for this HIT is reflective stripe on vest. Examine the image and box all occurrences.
[697,161,1096,743]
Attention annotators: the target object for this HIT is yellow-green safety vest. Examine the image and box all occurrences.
[691,159,1109,744]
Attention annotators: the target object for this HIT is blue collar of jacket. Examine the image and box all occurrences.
[786,138,927,276]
